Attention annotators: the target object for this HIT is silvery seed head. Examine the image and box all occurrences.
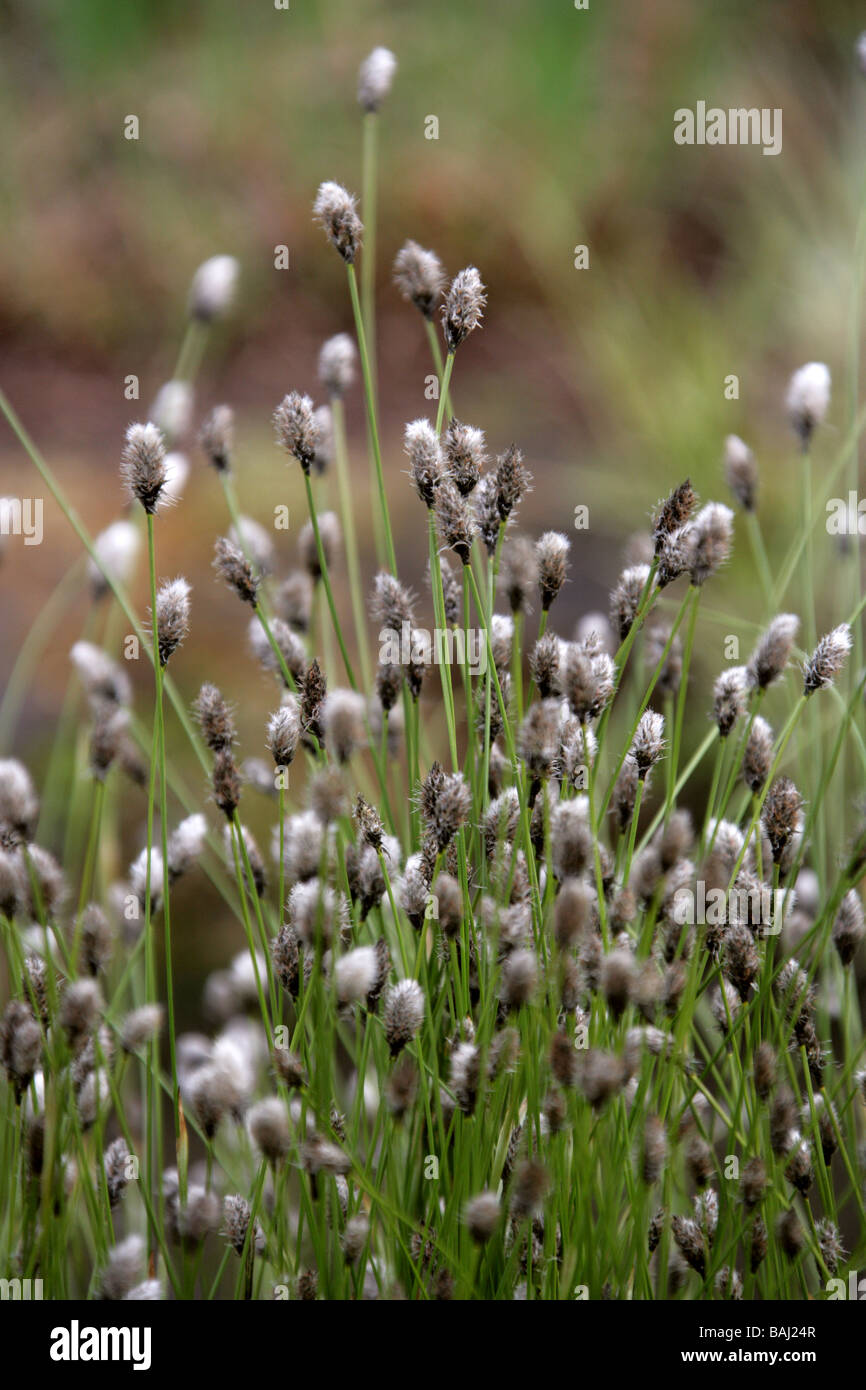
[404,419,444,506]
[313,181,363,263]
[151,379,193,442]
[686,503,734,586]
[713,666,748,737]
[536,531,570,611]
[383,978,425,1056]
[743,715,774,793]
[443,419,486,496]
[248,1096,291,1163]
[188,255,239,322]
[803,624,852,694]
[393,240,447,319]
[267,702,300,767]
[335,945,379,1005]
[213,535,259,607]
[199,404,234,473]
[747,614,799,690]
[318,333,357,398]
[358,46,397,112]
[121,422,167,514]
[273,391,319,472]
[610,563,652,642]
[120,1004,164,1054]
[442,266,486,351]
[723,434,757,511]
[631,709,665,777]
[88,520,141,600]
[154,577,191,666]
[786,362,831,448]
[435,479,477,565]
[464,1191,500,1244]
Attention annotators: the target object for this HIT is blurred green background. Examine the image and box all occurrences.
[1,0,865,1005]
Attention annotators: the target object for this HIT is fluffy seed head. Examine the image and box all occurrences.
[443,419,486,496]
[120,422,167,514]
[435,479,477,564]
[687,503,734,585]
[404,419,444,506]
[464,1191,500,1244]
[213,536,259,606]
[442,266,486,351]
[393,239,447,320]
[833,888,864,967]
[194,683,234,753]
[358,46,397,111]
[313,181,363,263]
[724,435,757,510]
[335,946,379,1005]
[322,690,366,763]
[267,703,300,767]
[154,578,191,667]
[199,403,233,473]
[536,532,570,610]
[713,666,747,736]
[743,716,774,794]
[383,979,425,1056]
[631,710,665,777]
[748,614,799,690]
[653,479,697,553]
[318,333,356,397]
[121,1004,164,1054]
[188,255,239,322]
[786,362,831,447]
[494,444,532,524]
[88,520,141,600]
[610,564,652,642]
[273,391,319,472]
[248,1096,291,1163]
[804,624,852,695]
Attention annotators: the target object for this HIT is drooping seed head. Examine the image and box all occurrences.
[442,266,486,351]
[313,181,363,263]
[120,422,167,514]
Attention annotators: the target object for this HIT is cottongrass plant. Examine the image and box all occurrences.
[2,52,866,1305]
